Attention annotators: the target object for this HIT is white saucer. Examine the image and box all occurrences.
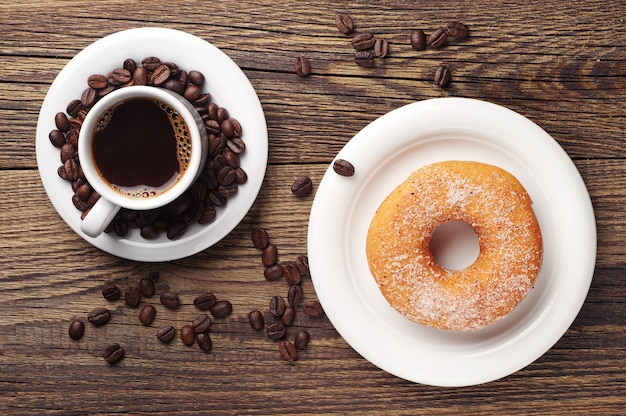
[307,98,596,386]
[36,28,268,262]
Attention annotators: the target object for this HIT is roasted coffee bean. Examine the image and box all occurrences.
[264,264,285,281]
[234,168,248,185]
[87,74,108,90]
[373,38,389,58]
[303,300,324,317]
[160,292,180,309]
[336,13,354,35]
[227,137,245,154]
[139,277,156,297]
[166,221,187,240]
[216,107,229,123]
[210,300,233,318]
[164,62,179,76]
[291,176,313,197]
[60,142,76,164]
[294,329,311,350]
[66,129,79,148]
[251,227,269,249]
[49,129,66,148]
[194,293,217,311]
[205,119,221,135]
[68,116,83,130]
[80,87,98,108]
[287,284,303,307]
[107,68,132,85]
[57,165,69,181]
[351,33,376,51]
[163,79,185,95]
[199,206,217,224]
[248,310,265,330]
[68,319,85,340]
[447,21,470,38]
[139,305,156,326]
[270,295,286,318]
[194,93,211,107]
[133,67,149,85]
[284,263,301,285]
[150,64,171,85]
[217,165,236,186]
[142,56,161,71]
[410,29,427,50]
[184,84,202,102]
[188,70,205,86]
[428,28,448,48]
[196,332,213,352]
[354,51,375,68]
[54,112,70,132]
[72,195,88,211]
[192,314,212,333]
[64,159,80,181]
[125,286,141,307]
[434,65,452,87]
[75,183,92,201]
[296,255,310,277]
[66,99,82,117]
[123,58,137,73]
[156,325,176,343]
[228,118,242,138]
[294,56,310,77]
[279,341,297,361]
[102,343,124,365]
[98,85,115,97]
[281,306,296,326]
[262,244,278,267]
[180,325,195,346]
[333,159,355,176]
[224,148,241,168]
[102,284,121,301]
[266,322,286,340]
[87,307,111,326]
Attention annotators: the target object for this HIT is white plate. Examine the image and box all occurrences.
[308,98,596,386]
[36,28,268,262]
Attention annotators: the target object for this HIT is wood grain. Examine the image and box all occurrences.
[1,0,625,414]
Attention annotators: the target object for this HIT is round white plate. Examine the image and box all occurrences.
[36,28,268,262]
[308,98,596,386]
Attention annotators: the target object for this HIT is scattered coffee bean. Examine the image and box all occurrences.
[262,243,278,267]
[196,332,213,352]
[303,300,324,317]
[291,176,313,197]
[210,300,233,318]
[264,264,285,281]
[125,286,141,308]
[139,278,155,297]
[295,255,310,277]
[428,28,448,48]
[251,227,270,249]
[180,325,196,346]
[192,314,212,333]
[68,319,85,340]
[270,295,286,318]
[266,322,286,340]
[434,65,452,87]
[138,305,156,326]
[48,129,65,148]
[446,21,469,38]
[54,112,70,132]
[335,13,354,35]
[373,38,389,58]
[354,51,375,68]
[333,159,355,176]
[160,292,180,309]
[188,70,205,86]
[279,341,297,361]
[102,284,121,301]
[294,329,311,350]
[281,306,296,326]
[294,56,311,77]
[194,293,217,311]
[87,307,111,326]
[410,29,427,50]
[351,33,376,51]
[284,263,301,285]
[248,310,265,330]
[288,284,304,307]
[156,325,176,343]
[102,343,124,365]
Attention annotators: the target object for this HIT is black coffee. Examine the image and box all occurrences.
[92,98,191,199]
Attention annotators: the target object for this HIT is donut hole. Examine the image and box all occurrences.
[429,221,480,271]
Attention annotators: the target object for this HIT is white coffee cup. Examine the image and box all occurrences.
[78,86,208,238]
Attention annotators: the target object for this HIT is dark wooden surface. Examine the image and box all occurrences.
[1,1,625,414]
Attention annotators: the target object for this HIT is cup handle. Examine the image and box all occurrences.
[80,197,121,238]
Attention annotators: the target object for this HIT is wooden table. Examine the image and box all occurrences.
[1,1,625,414]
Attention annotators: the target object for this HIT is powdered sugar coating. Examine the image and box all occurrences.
[366,161,543,331]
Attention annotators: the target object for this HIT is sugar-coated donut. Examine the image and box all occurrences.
[366,161,543,331]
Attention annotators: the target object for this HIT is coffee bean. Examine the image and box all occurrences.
[248,310,265,330]
[54,112,70,132]
[183,84,202,102]
[64,159,79,181]
[262,244,278,267]
[284,263,301,285]
[132,67,149,85]
[180,325,195,346]
[166,222,187,240]
[333,159,355,176]
[251,227,269,249]
[351,33,376,51]
[163,78,185,95]
[287,284,303,307]
[227,137,246,154]
[295,255,310,277]
[139,278,155,297]
[217,165,236,186]
[410,29,427,50]
[80,87,98,108]
[264,264,285,281]
[123,58,137,73]
[434,65,451,87]
[138,305,156,326]
[107,68,132,85]
[196,332,213,352]
[68,319,84,340]
[266,322,286,340]
[192,314,212,333]
[193,293,217,312]
[428,28,448,48]
[446,21,470,38]
[335,13,354,35]
[303,300,324,317]
[87,307,110,326]
[234,168,248,185]
[66,129,79,148]
[294,56,310,77]
[279,341,297,361]
[270,295,286,318]
[102,343,124,365]
[291,176,313,197]
[87,74,108,90]
[210,300,233,318]
[354,51,375,68]
[373,38,389,58]
[102,284,121,301]
[48,129,65,148]
[156,325,176,343]
[160,292,180,309]
[188,70,205,86]
[294,329,310,350]
[60,142,76,164]
[66,99,82,117]
[125,286,141,308]
[281,306,296,326]
[150,64,171,86]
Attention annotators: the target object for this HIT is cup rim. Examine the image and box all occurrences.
[78,85,205,210]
